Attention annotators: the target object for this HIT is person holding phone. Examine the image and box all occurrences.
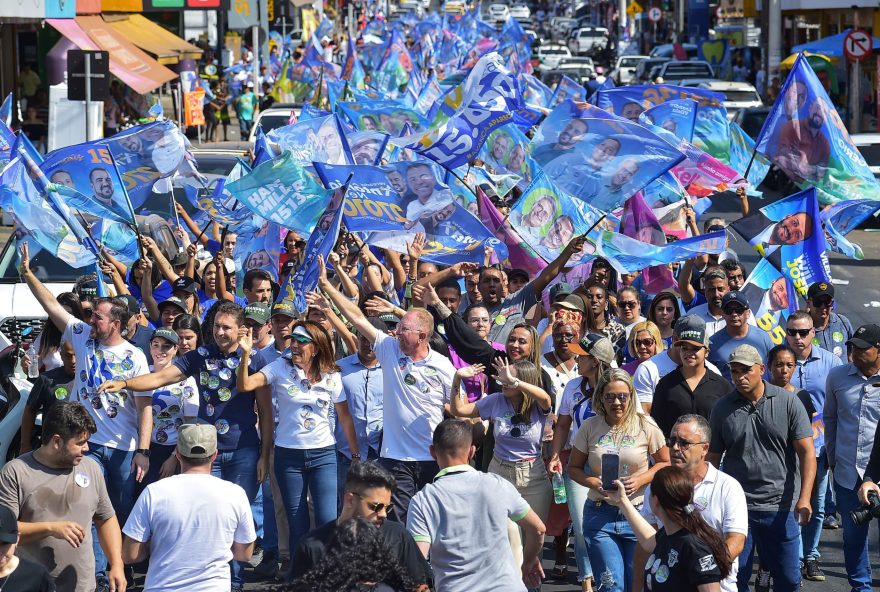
[568,368,670,592]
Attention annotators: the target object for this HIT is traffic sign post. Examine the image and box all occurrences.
[67,50,109,142]
[648,6,662,22]
[844,30,870,133]
[844,29,871,62]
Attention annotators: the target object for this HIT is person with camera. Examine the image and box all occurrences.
[825,323,880,592]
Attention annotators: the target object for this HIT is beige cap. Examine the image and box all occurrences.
[177,423,218,459]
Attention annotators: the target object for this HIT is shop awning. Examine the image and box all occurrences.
[102,14,203,65]
[47,17,177,94]
[792,29,880,59]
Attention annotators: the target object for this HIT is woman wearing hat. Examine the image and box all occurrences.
[546,333,616,591]
[568,369,670,592]
[140,328,200,490]
[237,321,359,566]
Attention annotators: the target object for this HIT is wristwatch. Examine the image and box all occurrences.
[135,449,151,457]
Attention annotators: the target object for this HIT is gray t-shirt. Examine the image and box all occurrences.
[709,382,813,512]
[486,283,540,344]
[407,466,530,592]
[0,453,115,592]
[477,393,550,461]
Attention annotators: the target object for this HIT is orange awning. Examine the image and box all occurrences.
[102,14,203,64]
[48,17,177,94]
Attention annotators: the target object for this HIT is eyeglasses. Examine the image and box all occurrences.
[352,492,393,514]
[619,300,638,309]
[812,298,833,307]
[666,437,706,450]
[723,306,747,316]
[635,338,655,348]
[786,328,812,338]
[398,327,422,334]
[602,394,630,403]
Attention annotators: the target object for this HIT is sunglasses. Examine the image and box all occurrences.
[352,492,393,514]
[635,338,655,348]
[291,335,313,344]
[812,298,833,307]
[619,300,639,309]
[603,394,629,403]
[666,437,705,451]
[787,328,812,338]
[723,306,747,315]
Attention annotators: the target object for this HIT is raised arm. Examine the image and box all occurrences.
[677,257,698,306]
[316,255,379,343]
[98,364,187,394]
[605,480,658,553]
[20,243,74,332]
[328,251,359,299]
[100,259,129,297]
[306,291,357,355]
[532,236,587,294]
[450,366,484,418]
[141,236,179,284]
[237,328,270,392]
[138,259,160,323]
[493,357,552,411]
[175,201,210,248]
[101,246,128,278]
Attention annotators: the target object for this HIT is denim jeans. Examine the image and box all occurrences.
[834,482,875,591]
[261,480,278,556]
[275,445,338,556]
[378,457,439,526]
[252,485,264,543]
[800,453,828,561]
[211,446,260,588]
[582,501,636,592]
[737,510,801,592]
[563,471,593,582]
[336,449,379,513]
[86,443,136,584]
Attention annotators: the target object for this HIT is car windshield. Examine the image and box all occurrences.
[721,90,761,102]
[620,57,643,67]
[857,143,880,168]
[739,110,769,139]
[257,114,294,135]
[543,48,569,55]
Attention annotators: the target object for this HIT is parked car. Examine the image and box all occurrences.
[680,80,763,119]
[648,43,698,59]
[557,56,595,84]
[536,44,572,72]
[509,3,531,19]
[247,104,302,143]
[731,105,771,140]
[610,55,648,85]
[651,60,714,82]
[488,3,511,22]
[445,0,468,14]
[549,17,577,42]
[851,133,880,180]
[567,26,608,56]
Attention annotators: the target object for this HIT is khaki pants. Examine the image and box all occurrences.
[489,455,552,569]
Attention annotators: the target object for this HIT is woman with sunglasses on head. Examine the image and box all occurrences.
[605,465,730,591]
[648,292,681,350]
[446,304,506,403]
[569,368,670,592]
[139,328,200,490]
[237,320,359,568]
[622,321,665,376]
[547,333,616,591]
[450,358,553,575]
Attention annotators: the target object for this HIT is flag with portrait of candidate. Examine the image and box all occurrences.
[337,101,428,135]
[738,258,800,346]
[582,229,727,270]
[267,114,351,165]
[479,124,538,191]
[730,187,831,296]
[550,75,587,107]
[595,84,725,123]
[820,199,880,260]
[755,53,880,204]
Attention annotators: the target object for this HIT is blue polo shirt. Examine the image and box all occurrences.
[791,345,844,456]
[812,312,853,362]
[335,354,384,459]
[174,344,258,451]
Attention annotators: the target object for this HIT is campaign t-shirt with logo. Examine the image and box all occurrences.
[476,392,550,461]
[260,358,343,450]
[149,369,200,446]
[27,365,76,414]
[643,528,723,592]
[63,318,151,451]
[174,344,258,451]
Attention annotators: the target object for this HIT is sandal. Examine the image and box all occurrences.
[551,564,567,580]
[581,576,594,592]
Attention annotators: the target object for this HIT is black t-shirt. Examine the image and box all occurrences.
[291,519,432,585]
[27,366,76,413]
[127,325,154,367]
[2,556,56,591]
[644,528,722,592]
[651,368,732,437]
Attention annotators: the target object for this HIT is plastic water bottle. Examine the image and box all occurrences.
[27,345,39,379]
[552,471,567,504]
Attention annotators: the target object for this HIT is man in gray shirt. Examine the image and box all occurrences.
[707,344,815,592]
[407,419,546,592]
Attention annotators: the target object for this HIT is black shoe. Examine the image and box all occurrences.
[823,514,840,529]
[803,559,826,582]
[95,582,110,592]
[754,568,771,592]
[253,552,279,579]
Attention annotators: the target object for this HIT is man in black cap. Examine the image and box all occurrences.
[243,302,273,351]
[0,505,55,591]
[118,294,152,365]
[708,291,774,381]
[806,281,853,362]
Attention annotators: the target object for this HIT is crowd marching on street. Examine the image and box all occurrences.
[2,1,880,592]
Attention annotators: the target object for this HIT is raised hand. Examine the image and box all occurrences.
[492,357,517,387]
[238,326,253,355]
[407,232,426,261]
[455,364,486,379]
[19,242,30,276]
[412,282,439,306]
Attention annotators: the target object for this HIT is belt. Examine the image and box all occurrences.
[492,455,539,467]
[590,498,643,509]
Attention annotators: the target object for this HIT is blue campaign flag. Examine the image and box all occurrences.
[341,130,389,166]
[586,229,727,272]
[235,220,283,287]
[529,111,684,212]
[640,99,698,142]
[0,93,11,127]
[479,123,538,190]
[267,114,349,165]
[298,103,331,122]
[313,161,506,265]
[595,84,724,122]
[413,75,442,117]
[729,187,831,297]
[755,53,880,204]
[820,199,880,260]
[95,219,139,266]
[253,126,277,167]
[739,258,800,346]
[225,151,332,236]
[727,121,770,196]
[550,76,587,107]
[337,101,428,135]
[520,73,554,108]
[342,34,366,88]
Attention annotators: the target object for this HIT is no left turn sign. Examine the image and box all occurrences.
[844,30,871,62]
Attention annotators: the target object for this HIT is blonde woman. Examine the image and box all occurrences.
[569,368,670,592]
[451,358,553,572]
[622,320,665,375]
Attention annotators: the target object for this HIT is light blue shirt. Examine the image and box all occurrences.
[335,353,384,459]
[791,345,843,456]
[824,363,880,489]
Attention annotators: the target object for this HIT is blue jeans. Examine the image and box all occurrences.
[377,457,439,526]
[239,118,253,135]
[563,471,592,582]
[275,445,338,556]
[582,501,636,592]
[800,453,828,561]
[261,479,278,556]
[252,485,264,543]
[834,481,875,591]
[336,449,379,513]
[211,446,260,588]
[86,444,136,583]
[737,510,801,592]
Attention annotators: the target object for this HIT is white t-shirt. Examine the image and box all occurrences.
[558,378,596,449]
[640,463,748,592]
[63,318,151,450]
[633,351,721,405]
[260,358,343,450]
[374,332,455,461]
[33,333,62,372]
[123,473,256,592]
[149,370,199,446]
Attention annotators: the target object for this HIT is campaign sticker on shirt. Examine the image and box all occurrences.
[206,359,218,371]
[219,368,232,381]
[54,387,69,400]
[404,373,417,386]
[208,375,221,390]
[316,398,330,410]
[79,370,87,381]
[667,549,679,568]
[74,473,90,488]
[218,387,232,401]
[494,314,507,325]
[106,406,118,418]
[398,357,408,370]
[156,430,168,443]
[655,565,669,583]
[121,357,134,371]
[91,396,103,410]
[198,346,208,356]
[694,496,709,512]
[206,403,215,417]
[215,419,230,434]
[698,555,717,572]
[287,385,300,397]
[73,324,84,334]
[300,379,312,391]
[326,377,335,389]
[105,352,116,363]
[650,557,661,574]
[833,331,844,343]
[171,387,183,397]
[225,357,240,369]
[299,405,313,418]
[303,417,316,431]
[199,372,209,386]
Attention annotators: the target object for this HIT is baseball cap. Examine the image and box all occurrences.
[807,281,834,300]
[568,333,616,365]
[118,294,141,317]
[728,344,763,367]
[285,325,314,341]
[0,505,19,543]
[171,252,189,267]
[550,282,574,301]
[721,291,750,310]
[702,268,727,283]
[378,313,400,328]
[177,423,217,459]
[172,276,199,295]
[847,324,880,349]
[150,327,180,345]
[271,299,296,318]
[555,294,586,313]
[244,302,271,325]
[247,81,254,88]
[158,296,188,313]
[674,315,707,347]
[76,279,98,300]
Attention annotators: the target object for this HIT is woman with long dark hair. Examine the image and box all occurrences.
[648,292,681,349]
[238,320,359,564]
[172,314,202,356]
[607,465,731,591]
[31,291,84,372]
[282,517,419,592]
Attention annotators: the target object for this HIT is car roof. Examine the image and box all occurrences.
[851,133,880,145]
